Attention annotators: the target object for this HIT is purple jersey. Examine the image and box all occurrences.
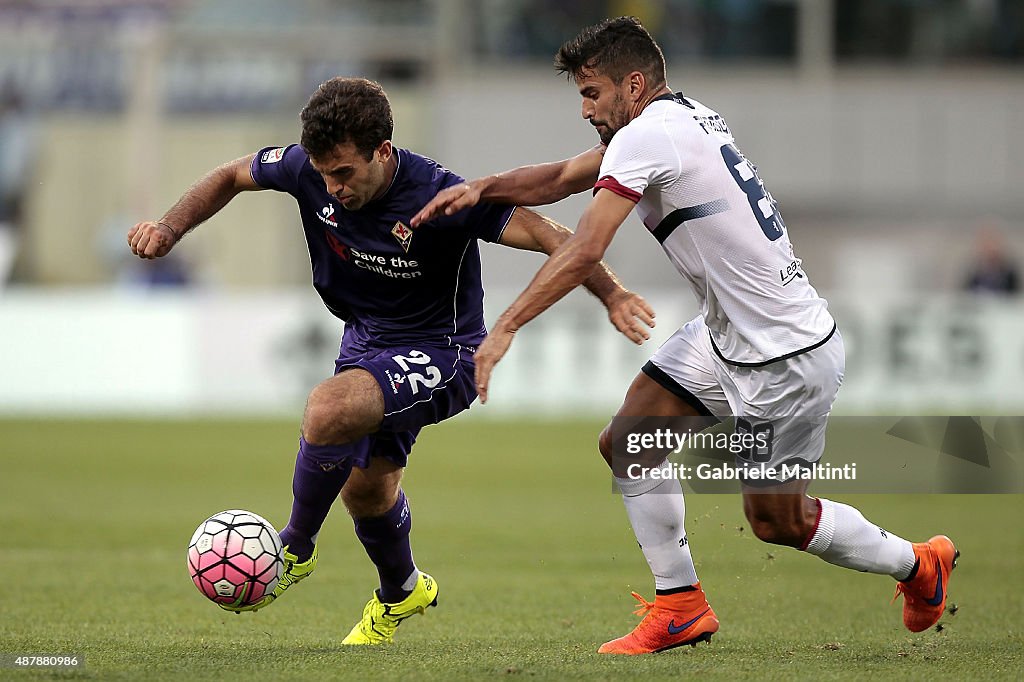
[251,145,514,348]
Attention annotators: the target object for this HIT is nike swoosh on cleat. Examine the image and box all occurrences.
[668,608,709,635]
[924,559,944,606]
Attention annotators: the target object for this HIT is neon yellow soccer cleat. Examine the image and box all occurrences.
[222,545,318,614]
[342,572,439,645]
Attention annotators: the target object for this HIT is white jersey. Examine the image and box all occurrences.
[595,93,835,366]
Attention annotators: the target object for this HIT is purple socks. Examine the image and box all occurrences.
[279,437,418,603]
[279,437,353,562]
[353,489,417,603]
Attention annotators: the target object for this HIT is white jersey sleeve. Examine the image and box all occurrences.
[594,120,676,203]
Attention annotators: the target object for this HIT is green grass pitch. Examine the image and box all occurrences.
[1,417,1021,680]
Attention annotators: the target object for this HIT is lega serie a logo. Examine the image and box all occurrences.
[261,147,285,163]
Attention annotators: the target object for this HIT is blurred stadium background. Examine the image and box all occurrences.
[0,0,1021,417]
[1,2,1022,678]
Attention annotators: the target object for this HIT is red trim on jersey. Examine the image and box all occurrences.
[593,176,642,203]
[799,497,823,551]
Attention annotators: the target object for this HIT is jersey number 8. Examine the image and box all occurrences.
[721,143,786,242]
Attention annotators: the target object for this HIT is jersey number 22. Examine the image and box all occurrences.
[393,350,442,395]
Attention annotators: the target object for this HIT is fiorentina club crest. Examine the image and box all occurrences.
[391,221,413,252]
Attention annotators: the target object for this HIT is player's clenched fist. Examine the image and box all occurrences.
[128,221,180,259]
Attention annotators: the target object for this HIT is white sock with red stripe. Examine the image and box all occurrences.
[615,462,699,591]
[801,498,916,579]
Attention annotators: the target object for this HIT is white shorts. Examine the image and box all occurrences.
[645,315,845,476]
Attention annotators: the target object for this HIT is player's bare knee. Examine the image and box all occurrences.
[301,385,366,445]
[301,394,345,444]
[301,406,356,446]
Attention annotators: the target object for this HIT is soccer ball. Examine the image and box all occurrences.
[187,509,284,608]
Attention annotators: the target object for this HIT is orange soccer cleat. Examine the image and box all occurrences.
[893,535,959,633]
[598,583,719,655]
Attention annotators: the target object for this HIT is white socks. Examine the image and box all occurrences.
[613,468,917,589]
[802,498,917,579]
[615,462,699,591]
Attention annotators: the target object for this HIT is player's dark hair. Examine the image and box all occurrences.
[555,16,667,87]
[300,77,394,161]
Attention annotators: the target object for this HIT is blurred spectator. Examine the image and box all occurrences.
[0,81,35,289]
[963,219,1020,296]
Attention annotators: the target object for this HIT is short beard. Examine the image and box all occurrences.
[599,92,627,144]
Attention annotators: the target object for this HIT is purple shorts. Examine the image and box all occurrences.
[332,342,477,469]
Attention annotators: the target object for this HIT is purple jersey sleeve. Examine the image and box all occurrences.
[434,173,514,244]
[250,144,307,193]
[459,199,515,244]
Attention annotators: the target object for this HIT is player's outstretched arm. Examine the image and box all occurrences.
[498,207,654,345]
[410,145,604,227]
[475,190,647,403]
[127,154,261,259]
